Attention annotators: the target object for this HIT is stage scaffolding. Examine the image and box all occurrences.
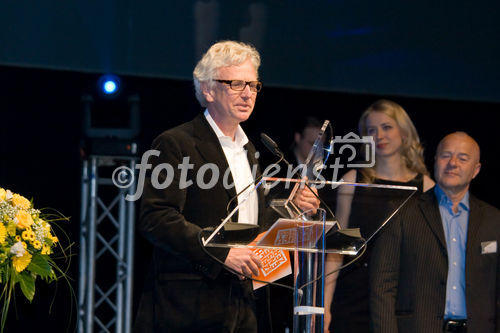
[78,155,137,333]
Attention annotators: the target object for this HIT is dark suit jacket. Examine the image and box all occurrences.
[370,189,500,333]
[134,113,271,332]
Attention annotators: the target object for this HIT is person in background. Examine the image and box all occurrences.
[292,117,324,165]
[324,99,434,332]
[370,132,500,333]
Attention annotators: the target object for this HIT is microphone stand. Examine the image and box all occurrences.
[202,177,265,246]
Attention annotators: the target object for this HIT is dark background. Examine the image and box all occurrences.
[1,65,499,332]
[1,1,499,332]
[1,1,499,102]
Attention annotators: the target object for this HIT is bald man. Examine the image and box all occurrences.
[370,132,500,333]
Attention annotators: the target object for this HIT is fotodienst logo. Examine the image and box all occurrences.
[112,132,375,201]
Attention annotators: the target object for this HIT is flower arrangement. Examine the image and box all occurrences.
[0,187,69,332]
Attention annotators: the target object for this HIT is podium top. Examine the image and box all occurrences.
[202,179,417,254]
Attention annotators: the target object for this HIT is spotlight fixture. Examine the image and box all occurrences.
[98,74,121,97]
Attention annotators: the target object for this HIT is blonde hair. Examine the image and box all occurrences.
[193,40,261,107]
[358,99,429,183]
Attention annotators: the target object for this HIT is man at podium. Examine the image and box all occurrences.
[134,40,319,333]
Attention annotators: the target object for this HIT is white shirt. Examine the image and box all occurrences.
[204,110,259,225]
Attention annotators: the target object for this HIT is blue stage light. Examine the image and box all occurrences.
[103,80,117,94]
[98,74,121,96]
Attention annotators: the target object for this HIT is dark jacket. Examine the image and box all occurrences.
[370,189,500,333]
[134,113,270,332]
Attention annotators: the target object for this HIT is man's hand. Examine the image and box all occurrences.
[224,248,262,279]
[293,184,320,215]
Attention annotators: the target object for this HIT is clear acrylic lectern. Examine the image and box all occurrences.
[203,177,417,333]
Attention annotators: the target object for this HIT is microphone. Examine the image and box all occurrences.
[260,133,282,157]
[260,133,292,165]
[261,132,309,178]
[259,132,336,221]
[225,142,285,218]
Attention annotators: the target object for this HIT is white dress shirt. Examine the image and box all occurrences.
[204,110,258,225]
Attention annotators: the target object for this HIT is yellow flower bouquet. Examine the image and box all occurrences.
[0,187,69,332]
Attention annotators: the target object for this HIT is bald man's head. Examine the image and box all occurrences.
[434,132,481,194]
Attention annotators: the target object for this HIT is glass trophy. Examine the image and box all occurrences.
[268,120,332,220]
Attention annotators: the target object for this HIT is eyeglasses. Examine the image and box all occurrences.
[215,80,262,93]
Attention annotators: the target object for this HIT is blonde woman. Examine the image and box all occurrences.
[324,99,434,332]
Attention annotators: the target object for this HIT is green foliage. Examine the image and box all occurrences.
[17,272,35,302]
[0,189,72,333]
[27,254,51,278]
